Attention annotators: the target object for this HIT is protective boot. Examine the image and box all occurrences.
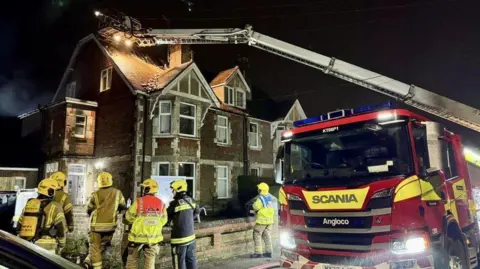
[263,253,272,258]
[250,254,262,258]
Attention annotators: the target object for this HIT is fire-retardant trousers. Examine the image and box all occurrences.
[85,231,114,269]
[171,241,198,269]
[253,224,272,255]
[125,243,159,269]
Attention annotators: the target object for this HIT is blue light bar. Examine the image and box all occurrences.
[293,101,394,127]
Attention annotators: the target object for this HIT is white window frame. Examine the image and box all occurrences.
[100,67,113,92]
[177,162,196,198]
[179,102,196,137]
[14,177,26,189]
[235,89,246,109]
[216,115,229,145]
[49,119,54,139]
[45,162,59,177]
[158,101,172,135]
[157,162,170,176]
[249,122,260,148]
[250,168,260,177]
[226,86,235,106]
[74,115,87,138]
[216,165,229,199]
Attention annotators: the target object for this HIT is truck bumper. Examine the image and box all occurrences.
[279,249,434,269]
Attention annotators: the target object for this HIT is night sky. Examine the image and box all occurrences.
[1,0,480,147]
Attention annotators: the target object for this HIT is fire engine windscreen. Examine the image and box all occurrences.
[284,120,413,186]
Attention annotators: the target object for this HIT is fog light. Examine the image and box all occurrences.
[391,236,428,254]
[280,231,297,249]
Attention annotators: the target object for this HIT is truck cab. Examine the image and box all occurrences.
[275,102,480,269]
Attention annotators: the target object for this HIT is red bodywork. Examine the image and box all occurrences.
[279,109,478,269]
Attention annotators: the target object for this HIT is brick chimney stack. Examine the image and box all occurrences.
[168,44,193,68]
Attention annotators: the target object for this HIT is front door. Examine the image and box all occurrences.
[67,164,86,205]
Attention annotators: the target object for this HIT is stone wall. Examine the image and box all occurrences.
[68,210,278,268]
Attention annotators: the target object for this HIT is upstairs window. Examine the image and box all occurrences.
[216,115,228,144]
[74,115,87,138]
[158,101,172,135]
[100,67,113,92]
[224,86,246,109]
[226,87,235,106]
[236,90,245,108]
[248,122,259,148]
[179,103,196,137]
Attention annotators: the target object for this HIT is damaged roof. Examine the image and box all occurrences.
[210,66,238,87]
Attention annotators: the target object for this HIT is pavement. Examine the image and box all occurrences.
[201,246,281,269]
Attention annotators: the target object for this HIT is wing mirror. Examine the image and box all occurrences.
[275,145,284,184]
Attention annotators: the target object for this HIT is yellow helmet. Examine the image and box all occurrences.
[170,180,188,193]
[257,182,269,195]
[97,172,113,188]
[38,178,59,197]
[141,179,159,195]
[50,171,67,189]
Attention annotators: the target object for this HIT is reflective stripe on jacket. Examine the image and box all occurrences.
[252,194,275,225]
[53,190,74,231]
[87,187,126,232]
[125,195,168,244]
[167,193,199,245]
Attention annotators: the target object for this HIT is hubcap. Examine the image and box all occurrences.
[449,255,462,269]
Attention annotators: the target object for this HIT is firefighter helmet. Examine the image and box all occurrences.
[257,182,269,195]
[38,178,59,197]
[141,179,159,195]
[50,171,67,189]
[97,172,113,188]
[170,180,188,193]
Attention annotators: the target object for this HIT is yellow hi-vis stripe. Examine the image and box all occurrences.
[171,234,195,244]
[174,204,196,212]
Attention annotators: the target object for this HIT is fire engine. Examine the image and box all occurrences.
[93,10,480,268]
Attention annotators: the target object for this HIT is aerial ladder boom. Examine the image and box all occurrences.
[95,11,480,133]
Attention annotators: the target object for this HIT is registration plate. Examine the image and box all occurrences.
[322,265,357,269]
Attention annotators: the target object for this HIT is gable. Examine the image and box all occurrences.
[284,100,307,122]
[225,69,251,93]
[162,63,220,108]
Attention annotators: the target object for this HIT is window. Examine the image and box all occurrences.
[179,103,196,136]
[216,115,228,144]
[445,140,459,179]
[216,166,229,198]
[248,122,259,148]
[226,87,235,105]
[14,177,26,189]
[66,81,76,97]
[158,163,170,176]
[250,168,260,177]
[74,115,87,138]
[413,124,430,176]
[100,67,113,92]
[178,163,195,198]
[236,90,245,108]
[45,162,59,176]
[159,101,172,134]
[68,164,86,205]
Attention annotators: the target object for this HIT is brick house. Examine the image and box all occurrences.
[18,34,306,212]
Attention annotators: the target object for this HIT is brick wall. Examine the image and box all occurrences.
[64,106,96,156]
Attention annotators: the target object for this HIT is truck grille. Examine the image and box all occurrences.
[308,233,374,246]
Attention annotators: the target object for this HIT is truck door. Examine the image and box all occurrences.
[443,133,471,228]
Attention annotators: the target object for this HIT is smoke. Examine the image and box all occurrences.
[0,71,51,117]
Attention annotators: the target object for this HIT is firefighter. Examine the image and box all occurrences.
[50,171,74,233]
[85,172,126,269]
[123,179,168,269]
[168,180,200,269]
[250,182,275,258]
[17,178,67,254]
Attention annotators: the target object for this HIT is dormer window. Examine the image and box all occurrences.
[225,86,246,109]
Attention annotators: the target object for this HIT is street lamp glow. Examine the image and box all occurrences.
[94,10,102,17]
[113,35,121,42]
[95,161,104,170]
[125,39,133,47]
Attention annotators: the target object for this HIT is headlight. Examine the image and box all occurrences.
[280,231,297,249]
[287,194,302,201]
[371,188,394,199]
[391,236,428,254]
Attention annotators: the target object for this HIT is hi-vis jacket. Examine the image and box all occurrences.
[167,192,200,245]
[54,189,74,231]
[87,187,126,232]
[252,194,275,225]
[18,198,67,246]
[124,195,168,244]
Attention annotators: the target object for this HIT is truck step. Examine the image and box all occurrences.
[468,247,478,269]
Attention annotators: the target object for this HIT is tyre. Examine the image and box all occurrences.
[434,238,469,269]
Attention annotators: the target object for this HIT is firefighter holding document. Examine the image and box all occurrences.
[17,178,67,254]
[124,179,168,269]
[85,172,127,269]
[168,180,200,269]
[250,182,275,258]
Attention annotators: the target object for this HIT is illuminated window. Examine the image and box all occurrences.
[100,67,112,92]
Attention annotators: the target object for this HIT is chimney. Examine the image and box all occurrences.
[168,44,193,68]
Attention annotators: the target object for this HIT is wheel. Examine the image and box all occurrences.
[434,238,469,269]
